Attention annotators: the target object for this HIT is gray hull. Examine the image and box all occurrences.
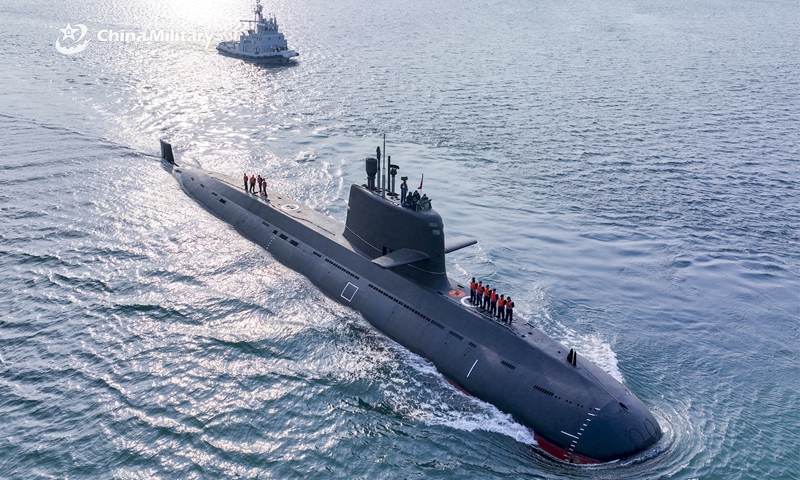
[171,165,661,463]
[216,45,297,64]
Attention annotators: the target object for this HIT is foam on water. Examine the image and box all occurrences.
[2,0,799,478]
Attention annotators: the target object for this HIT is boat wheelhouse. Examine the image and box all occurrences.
[216,0,299,63]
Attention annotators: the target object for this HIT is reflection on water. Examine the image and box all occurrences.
[0,0,798,478]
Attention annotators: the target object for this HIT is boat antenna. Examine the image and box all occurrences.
[382,133,387,198]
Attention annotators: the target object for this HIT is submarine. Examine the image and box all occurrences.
[159,140,662,463]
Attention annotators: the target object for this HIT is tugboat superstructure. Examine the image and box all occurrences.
[217,0,299,63]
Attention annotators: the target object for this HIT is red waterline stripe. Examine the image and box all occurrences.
[533,433,600,464]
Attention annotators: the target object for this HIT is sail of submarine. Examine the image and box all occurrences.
[160,140,662,463]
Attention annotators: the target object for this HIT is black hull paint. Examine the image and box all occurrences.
[172,166,662,462]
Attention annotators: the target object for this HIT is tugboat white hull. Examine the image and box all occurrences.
[216,42,298,63]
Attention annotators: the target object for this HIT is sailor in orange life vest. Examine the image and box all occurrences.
[505,297,514,324]
[476,282,484,307]
[261,178,268,197]
[257,174,263,193]
[490,289,498,316]
[497,294,506,320]
[243,173,248,190]
[469,278,477,305]
[249,174,256,193]
[483,284,491,309]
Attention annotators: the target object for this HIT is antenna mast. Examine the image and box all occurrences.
[382,134,387,198]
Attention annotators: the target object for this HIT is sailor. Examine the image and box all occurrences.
[469,277,477,305]
[413,190,421,203]
[261,178,267,197]
[257,175,263,193]
[400,177,409,207]
[505,297,514,324]
[476,282,484,307]
[249,174,256,193]
[498,295,506,320]
[490,289,498,316]
[243,173,248,190]
[419,193,431,210]
[406,192,416,210]
[483,285,491,309]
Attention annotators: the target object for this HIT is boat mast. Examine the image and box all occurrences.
[382,134,387,198]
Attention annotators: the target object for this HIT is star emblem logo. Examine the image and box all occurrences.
[55,23,90,55]
[60,23,78,41]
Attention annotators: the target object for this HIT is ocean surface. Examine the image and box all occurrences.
[1,0,798,478]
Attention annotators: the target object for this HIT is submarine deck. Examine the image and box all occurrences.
[176,165,663,463]
[210,172,539,338]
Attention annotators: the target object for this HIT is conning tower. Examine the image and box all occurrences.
[344,155,474,290]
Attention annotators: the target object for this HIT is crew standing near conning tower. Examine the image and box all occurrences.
[400,177,409,207]
[469,278,477,305]
[469,278,515,325]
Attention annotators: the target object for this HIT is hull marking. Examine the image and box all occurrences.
[467,359,478,377]
[341,282,358,302]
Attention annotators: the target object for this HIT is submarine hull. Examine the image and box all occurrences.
[170,165,662,463]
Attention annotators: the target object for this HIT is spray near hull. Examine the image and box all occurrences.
[162,142,662,463]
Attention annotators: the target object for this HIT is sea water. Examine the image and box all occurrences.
[0,0,798,478]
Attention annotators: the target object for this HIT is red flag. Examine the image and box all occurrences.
[418,174,424,190]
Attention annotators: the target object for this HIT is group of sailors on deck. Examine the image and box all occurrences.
[243,173,268,197]
[399,177,431,211]
[469,278,514,324]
